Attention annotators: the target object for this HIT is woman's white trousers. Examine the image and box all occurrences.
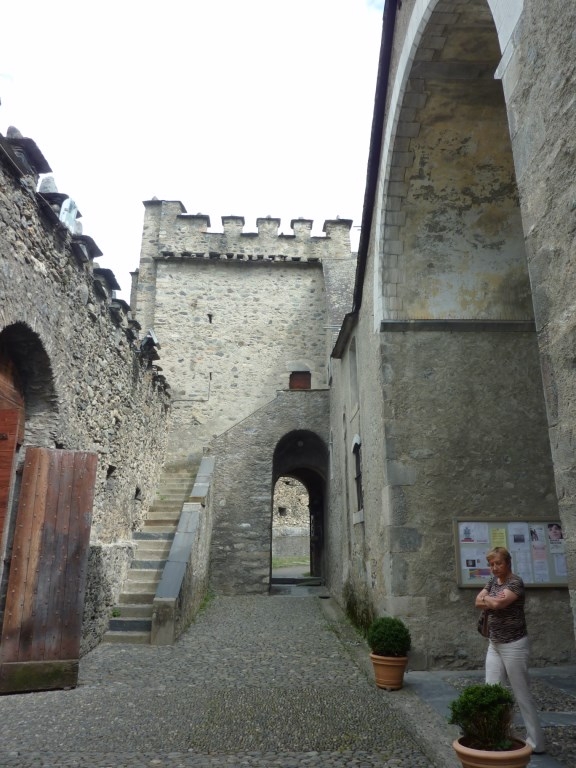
[485,635,545,752]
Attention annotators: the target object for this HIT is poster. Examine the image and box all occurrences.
[455,519,567,587]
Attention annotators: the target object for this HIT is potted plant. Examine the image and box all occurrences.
[366,616,411,690]
[448,683,532,768]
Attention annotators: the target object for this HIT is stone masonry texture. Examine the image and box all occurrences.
[0,132,170,653]
[4,0,576,683]
[133,201,354,471]
[327,0,576,669]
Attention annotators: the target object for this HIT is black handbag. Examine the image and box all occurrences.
[477,609,489,637]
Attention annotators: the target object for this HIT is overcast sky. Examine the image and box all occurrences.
[1,1,384,300]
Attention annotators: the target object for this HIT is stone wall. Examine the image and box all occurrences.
[209,390,329,594]
[273,478,309,526]
[272,479,310,561]
[0,131,170,652]
[327,0,576,668]
[507,1,576,624]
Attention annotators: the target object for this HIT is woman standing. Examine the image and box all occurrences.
[475,546,546,753]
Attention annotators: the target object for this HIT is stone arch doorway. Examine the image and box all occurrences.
[0,323,58,442]
[272,430,328,585]
[0,323,59,592]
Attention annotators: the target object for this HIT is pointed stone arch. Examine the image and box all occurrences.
[377,0,530,324]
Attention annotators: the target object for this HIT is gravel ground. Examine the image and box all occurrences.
[0,595,435,768]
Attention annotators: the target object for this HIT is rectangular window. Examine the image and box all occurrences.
[289,371,311,390]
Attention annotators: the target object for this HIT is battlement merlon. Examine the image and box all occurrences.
[323,219,354,250]
[291,218,313,239]
[141,200,353,261]
[256,217,281,237]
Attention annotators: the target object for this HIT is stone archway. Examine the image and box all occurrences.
[272,431,328,581]
[379,0,530,325]
[0,323,59,447]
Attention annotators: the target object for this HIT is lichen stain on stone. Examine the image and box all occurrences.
[469,202,517,241]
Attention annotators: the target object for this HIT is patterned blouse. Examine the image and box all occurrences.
[486,573,527,643]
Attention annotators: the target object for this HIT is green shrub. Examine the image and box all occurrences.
[366,616,411,657]
[448,683,515,750]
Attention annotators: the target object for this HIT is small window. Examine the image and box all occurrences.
[289,371,311,390]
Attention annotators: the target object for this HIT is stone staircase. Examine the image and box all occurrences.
[103,467,196,644]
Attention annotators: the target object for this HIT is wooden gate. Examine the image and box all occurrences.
[0,447,97,694]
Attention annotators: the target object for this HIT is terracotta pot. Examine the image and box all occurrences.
[452,737,532,768]
[369,652,408,690]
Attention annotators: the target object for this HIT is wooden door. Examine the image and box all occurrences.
[0,447,97,694]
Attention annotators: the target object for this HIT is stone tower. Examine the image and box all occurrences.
[132,201,355,471]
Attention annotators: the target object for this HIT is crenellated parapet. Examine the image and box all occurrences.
[141,199,353,264]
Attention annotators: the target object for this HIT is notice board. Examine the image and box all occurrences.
[454,519,567,588]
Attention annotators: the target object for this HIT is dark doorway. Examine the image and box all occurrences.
[271,430,327,589]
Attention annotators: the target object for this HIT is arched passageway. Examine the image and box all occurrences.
[0,323,59,619]
[272,431,328,585]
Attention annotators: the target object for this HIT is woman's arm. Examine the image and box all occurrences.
[475,588,489,608]
[482,588,519,610]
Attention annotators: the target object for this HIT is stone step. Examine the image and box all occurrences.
[147,505,184,516]
[142,524,178,535]
[126,570,161,584]
[152,498,189,505]
[112,604,153,618]
[134,541,171,557]
[102,630,151,644]
[132,547,170,568]
[122,571,160,592]
[153,489,192,498]
[103,465,199,646]
[109,617,152,632]
[119,591,156,604]
[140,524,178,535]
[132,559,167,570]
[146,506,182,518]
[158,469,197,478]
[133,530,175,541]
[154,480,194,491]
[135,536,172,548]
